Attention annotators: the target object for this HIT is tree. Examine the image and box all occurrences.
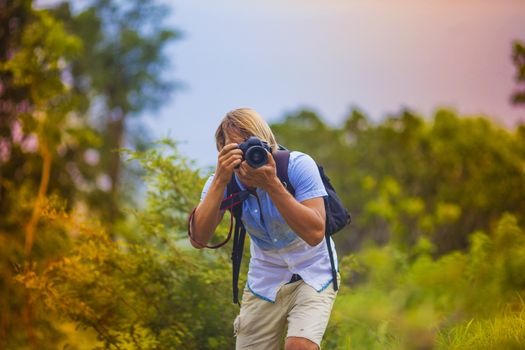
[0,1,102,347]
[17,141,240,349]
[511,39,525,106]
[52,0,180,230]
[2,1,181,347]
[271,108,525,254]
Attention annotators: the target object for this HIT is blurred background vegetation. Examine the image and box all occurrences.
[1,0,525,349]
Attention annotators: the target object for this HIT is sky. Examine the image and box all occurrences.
[145,0,525,167]
[48,0,525,167]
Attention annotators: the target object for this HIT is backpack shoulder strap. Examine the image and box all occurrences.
[231,218,246,305]
[273,150,295,196]
[274,150,338,293]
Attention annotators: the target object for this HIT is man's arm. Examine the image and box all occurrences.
[265,178,326,246]
[190,143,242,248]
[190,178,227,248]
[236,153,326,246]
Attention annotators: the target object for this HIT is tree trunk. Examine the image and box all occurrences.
[24,141,52,257]
[107,109,126,232]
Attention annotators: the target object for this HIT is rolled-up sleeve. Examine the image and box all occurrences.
[200,174,216,201]
[288,152,327,202]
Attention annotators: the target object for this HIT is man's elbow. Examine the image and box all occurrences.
[188,229,207,249]
[304,223,325,247]
[189,238,205,249]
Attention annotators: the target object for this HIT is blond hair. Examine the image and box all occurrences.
[215,108,278,152]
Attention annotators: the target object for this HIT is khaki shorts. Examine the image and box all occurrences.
[233,275,339,350]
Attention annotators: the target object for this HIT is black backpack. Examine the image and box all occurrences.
[218,149,351,304]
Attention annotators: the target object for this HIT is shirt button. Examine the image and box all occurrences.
[254,209,258,213]
[273,238,278,242]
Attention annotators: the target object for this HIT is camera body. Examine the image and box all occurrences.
[238,136,272,168]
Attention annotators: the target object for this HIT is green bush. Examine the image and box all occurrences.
[323,214,525,349]
[17,141,240,349]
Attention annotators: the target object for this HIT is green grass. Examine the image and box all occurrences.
[437,310,525,350]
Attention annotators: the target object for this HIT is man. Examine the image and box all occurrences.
[189,108,339,350]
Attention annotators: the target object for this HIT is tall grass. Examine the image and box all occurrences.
[323,214,525,349]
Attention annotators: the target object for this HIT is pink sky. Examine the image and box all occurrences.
[149,0,525,165]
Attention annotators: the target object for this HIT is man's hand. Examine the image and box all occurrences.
[215,143,243,186]
[235,151,279,192]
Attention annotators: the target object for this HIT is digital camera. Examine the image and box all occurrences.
[238,136,272,168]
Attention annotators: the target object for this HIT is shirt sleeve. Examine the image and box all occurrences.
[200,174,227,202]
[287,152,327,203]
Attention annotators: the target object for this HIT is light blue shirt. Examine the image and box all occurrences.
[200,151,338,302]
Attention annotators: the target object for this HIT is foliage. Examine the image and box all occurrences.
[15,126,525,350]
[272,109,525,254]
[52,0,181,227]
[1,1,179,348]
[323,214,525,349]
[53,0,179,115]
[437,310,525,350]
[512,39,525,106]
[17,141,239,350]
[0,1,102,347]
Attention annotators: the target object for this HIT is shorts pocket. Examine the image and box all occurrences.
[233,315,241,337]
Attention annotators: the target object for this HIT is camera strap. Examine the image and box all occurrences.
[219,190,250,210]
[187,189,249,249]
[186,175,249,305]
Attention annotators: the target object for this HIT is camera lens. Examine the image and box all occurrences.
[245,147,268,168]
[251,151,263,162]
